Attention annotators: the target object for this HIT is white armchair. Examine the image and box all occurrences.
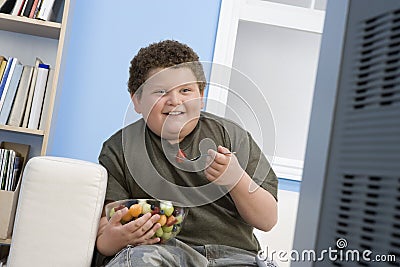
[7,156,107,267]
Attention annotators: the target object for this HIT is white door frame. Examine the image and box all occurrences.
[206,0,325,181]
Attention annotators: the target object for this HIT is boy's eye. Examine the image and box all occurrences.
[155,89,167,95]
[181,88,192,93]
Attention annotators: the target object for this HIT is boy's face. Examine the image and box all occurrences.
[132,67,204,143]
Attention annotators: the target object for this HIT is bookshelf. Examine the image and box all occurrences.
[0,0,72,249]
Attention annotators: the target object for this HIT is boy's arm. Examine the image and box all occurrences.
[229,172,277,231]
[204,146,277,232]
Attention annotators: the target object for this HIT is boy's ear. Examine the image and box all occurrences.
[131,94,142,114]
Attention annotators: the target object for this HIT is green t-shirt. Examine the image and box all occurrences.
[98,111,278,254]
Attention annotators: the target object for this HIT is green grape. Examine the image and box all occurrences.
[155,227,164,237]
[109,208,115,218]
[162,225,173,233]
[161,232,172,240]
[165,206,174,217]
[160,202,174,217]
[175,215,183,224]
[141,203,152,214]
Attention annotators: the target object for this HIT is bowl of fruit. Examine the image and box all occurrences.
[105,199,187,242]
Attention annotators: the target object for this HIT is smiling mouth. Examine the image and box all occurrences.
[164,111,184,116]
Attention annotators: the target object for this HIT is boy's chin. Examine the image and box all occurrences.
[160,128,190,143]
[160,131,182,142]
[159,118,199,142]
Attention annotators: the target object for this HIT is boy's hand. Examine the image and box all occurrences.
[97,207,161,256]
[204,146,245,187]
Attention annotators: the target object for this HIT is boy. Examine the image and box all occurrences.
[95,40,278,266]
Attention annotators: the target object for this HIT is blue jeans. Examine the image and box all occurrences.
[105,238,277,267]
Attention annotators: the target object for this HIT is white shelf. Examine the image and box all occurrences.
[0,125,45,136]
[0,13,61,39]
[0,238,11,245]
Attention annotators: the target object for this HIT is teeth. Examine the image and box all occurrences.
[168,111,182,115]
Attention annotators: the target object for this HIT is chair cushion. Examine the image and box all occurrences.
[7,156,107,267]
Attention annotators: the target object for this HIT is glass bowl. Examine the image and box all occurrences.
[105,199,187,242]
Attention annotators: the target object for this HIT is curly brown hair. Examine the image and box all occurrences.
[128,40,206,96]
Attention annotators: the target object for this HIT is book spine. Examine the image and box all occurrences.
[7,65,33,127]
[0,149,4,189]
[22,0,34,17]
[35,0,55,20]
[5,150,15,191]
[11,156,22,190]
[0,58,18,112]
[38,68,53,130]
[0,60,7,80]
[28,0,39,18]
[0,149,9,190]
[11,0,25,15]
[0,63,23,125]
[21,57,42,128]
[19,0,28,16]
[27,63,49,129]
[32,0,41,18]
[0,57,14,97]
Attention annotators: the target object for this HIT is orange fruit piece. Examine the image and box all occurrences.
[129,204,142,217]
[166,215,177,226]
[158,214,167,226]
[122,211,133,223]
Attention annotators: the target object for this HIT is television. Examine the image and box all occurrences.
[292,0,400,266]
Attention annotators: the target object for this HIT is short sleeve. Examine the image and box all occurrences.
[236,132,278,201]
[98,132,130,202]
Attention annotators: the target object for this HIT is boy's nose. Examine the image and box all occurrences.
[166,92,182,106]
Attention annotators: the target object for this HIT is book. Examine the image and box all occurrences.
[28,0,38,18]
[0,58,13,99]
[0,63,23,125]
[19,0,27,15]
[21,57,42,128]
[0,149,10,190]
[0,0,16,14]
[0,149,5,189]
[7,65,33,127]
[31,0,41,18]
[0,59,7,81]
[19,0,29,16]
[4,150,15,191]
[2,149,10,190]
[38,68,53,130]
[0,58,19,112]
[27,63,49,129]
[10,155,22,190]
[0,55,6,71]
[35,0,54,20]
[10,0,24,15]
[21,0,33,17]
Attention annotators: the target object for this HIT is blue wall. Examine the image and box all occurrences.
[49,1,222,162]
